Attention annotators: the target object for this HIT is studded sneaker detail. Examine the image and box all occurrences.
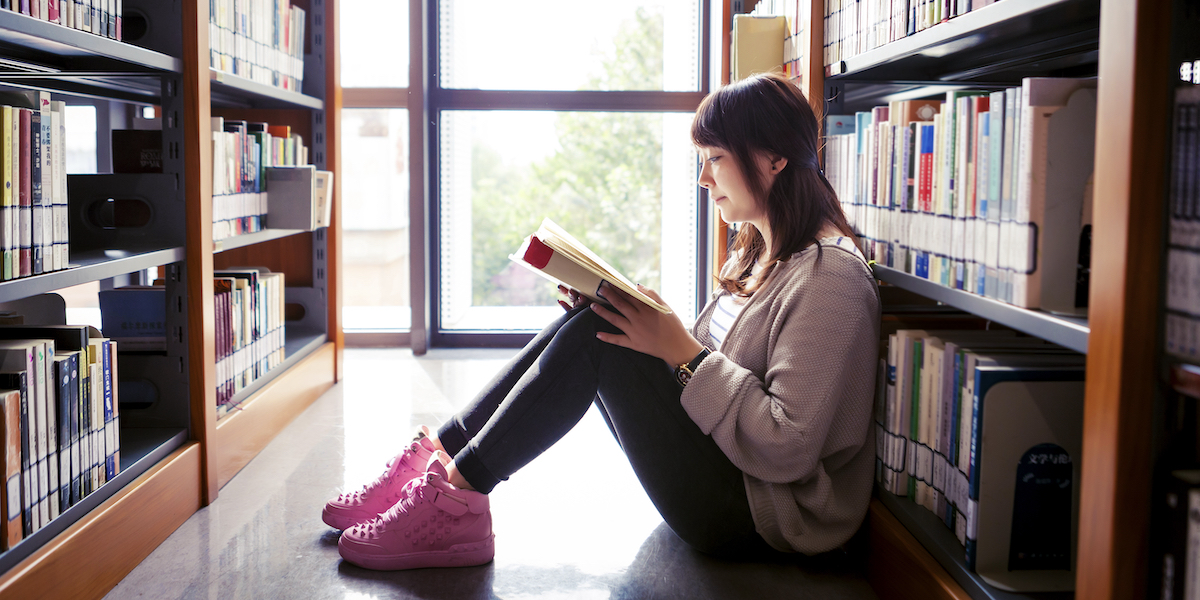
[322,436,436,530]
[337,460,494,571]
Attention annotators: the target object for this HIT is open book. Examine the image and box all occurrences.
[509,218,671,314]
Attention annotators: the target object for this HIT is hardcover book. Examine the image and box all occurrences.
[966,362,1085,592]
[0,387,19,549]
[509,218,669,314]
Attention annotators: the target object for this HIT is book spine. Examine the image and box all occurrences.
[38,95,51,275]
[18,109,30,279]
[101,340,113,480]
[1,389,18,549]
[108,340,118,476]
[17,364,30,537]
[2,105,10,282]
[54,357,69,512]
[28,107,40,276]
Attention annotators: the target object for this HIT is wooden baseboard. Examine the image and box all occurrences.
[868,499,972,600]
[0,442,202,600]
[215,342,336,488]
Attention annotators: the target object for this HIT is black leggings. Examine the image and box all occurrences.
[436,306,775,557]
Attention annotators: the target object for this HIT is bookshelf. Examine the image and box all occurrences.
[725,0,1170,598]
[872,265,1089,353]
[0,0,342,597]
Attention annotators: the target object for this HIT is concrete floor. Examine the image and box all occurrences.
[105,348,879,600]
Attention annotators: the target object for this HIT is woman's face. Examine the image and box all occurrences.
[696,146,778,227]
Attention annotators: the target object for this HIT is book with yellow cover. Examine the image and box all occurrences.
[510,218,670,314]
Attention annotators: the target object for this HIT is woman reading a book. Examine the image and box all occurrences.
[325,72,881,571]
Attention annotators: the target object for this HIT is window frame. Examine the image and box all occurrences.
[344,0,716,352]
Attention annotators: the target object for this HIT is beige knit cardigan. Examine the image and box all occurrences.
[682,242,881,555]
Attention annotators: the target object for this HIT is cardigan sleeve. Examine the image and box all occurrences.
[679,253,880,485]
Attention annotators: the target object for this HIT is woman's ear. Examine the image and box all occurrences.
[769,156,788,174]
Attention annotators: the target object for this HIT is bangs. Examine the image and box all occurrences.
[690,93,729,149]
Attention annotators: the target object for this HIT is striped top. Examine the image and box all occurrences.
[709,237,865,350]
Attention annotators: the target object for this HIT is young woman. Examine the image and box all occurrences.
[324,72,881,571]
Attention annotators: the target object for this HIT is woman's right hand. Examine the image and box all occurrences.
[558,285,588,312]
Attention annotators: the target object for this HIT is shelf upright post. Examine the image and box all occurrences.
[309,0,343,379]
[1077,0,1173,597]
[181,0,218,505]
[160,68,193,428]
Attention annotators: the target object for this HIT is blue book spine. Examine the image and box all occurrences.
[102,340,114,480]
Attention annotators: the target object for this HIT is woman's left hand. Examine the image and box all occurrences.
[591,283,705,367]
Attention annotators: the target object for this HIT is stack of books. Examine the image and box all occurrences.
[214,267,285,416]
[0,92,70,282]
[211,118,310,240]
[824,0,999,71]
[1165,85,1200,363]
[98,268,287,417]
[0,324,120,550]
[209,0,306,92]
[875,321,1083,592]
[2,1,121,41]
[826,76,1097,315]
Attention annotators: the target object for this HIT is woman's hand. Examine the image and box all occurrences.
[557,285,588,312]
[591,283,705,367]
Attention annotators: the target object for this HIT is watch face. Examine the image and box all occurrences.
[676,368,691,387]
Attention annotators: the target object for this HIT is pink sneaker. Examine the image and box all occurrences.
[322,437,436,530]
[338,460,494,570]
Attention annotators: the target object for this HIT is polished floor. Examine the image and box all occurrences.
[106,348,879,600]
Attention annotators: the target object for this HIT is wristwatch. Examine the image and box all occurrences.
[675,348,712,387]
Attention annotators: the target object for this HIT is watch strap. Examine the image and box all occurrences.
[675,348,711,387]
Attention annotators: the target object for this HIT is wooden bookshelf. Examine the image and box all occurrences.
[0,0,343,597]
[726,0,1172,598]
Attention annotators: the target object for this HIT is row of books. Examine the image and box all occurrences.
[96,268,286,417]
[1154,469,1200,600]
[823,0,996,70]
[2,0,120,41]
[826,76,1096,314]
[0,324,120,550]
[875,321,1083,592]
[212,117,310,240]
[1166,85,1200,363]
[209,0,306,92]
[0,95,71,282]
[214,267,285,416]
[740,0,806,82]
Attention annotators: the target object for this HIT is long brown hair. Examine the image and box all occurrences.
[691,72,854,296]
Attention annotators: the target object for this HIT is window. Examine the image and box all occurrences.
[341,109,411,330]
[438,0,699,92]
[437,110,698,331]
[340,0,411,335]
[430,1,709,343]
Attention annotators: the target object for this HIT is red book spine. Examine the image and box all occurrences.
[47,0,58,23]
[524,236,554,269]
[919,123,935,213]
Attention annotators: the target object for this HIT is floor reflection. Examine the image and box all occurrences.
[104,349,877,600]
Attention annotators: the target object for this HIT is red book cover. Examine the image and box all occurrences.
[918,122,935,213]
[967,95,990,217]
[17,109,30,278]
